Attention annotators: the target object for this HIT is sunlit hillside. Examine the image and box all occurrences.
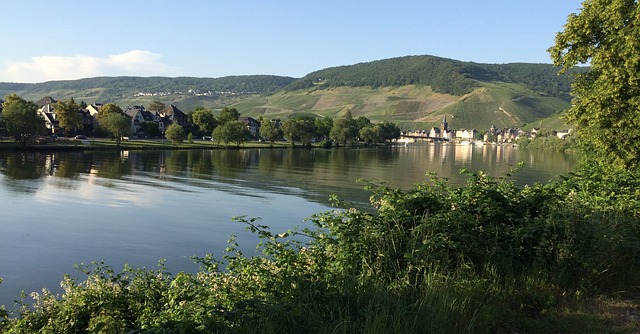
[0,55,579,132]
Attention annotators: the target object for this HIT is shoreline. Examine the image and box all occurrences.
[0,139,396,152]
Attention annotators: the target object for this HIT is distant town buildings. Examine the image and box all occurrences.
[398,114,572,144]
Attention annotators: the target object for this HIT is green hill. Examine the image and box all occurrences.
[0,75,296,110]
[0,55,581,132]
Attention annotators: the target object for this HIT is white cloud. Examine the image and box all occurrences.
[0,50,179,83]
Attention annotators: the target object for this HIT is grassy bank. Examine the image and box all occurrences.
[0,138,296,151]
[1,164,639,333]
[0,137,390,152]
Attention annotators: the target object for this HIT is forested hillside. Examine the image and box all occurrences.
[0,55,580,131]
[286,55,582,100]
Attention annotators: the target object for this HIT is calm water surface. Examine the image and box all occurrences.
[0,144,578,308]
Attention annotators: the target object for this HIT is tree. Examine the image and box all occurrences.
[139,121,161,137]
[281,115,316,147]
[330,110,357,146]
[217,107,240,125]
[549,0,640,169]
[54,98,83,134]
[314,117,333,140]
[354,116,371,132]
[191,107,218,135]
[2,94,46,146]
[100,112,131,147]
[258,118,282,147]
[97,103,124,121]
[165,123,186,145]
[148,101,166,113]
[379,121,401,142]
[212,120,250,147]
[359,124,383,145]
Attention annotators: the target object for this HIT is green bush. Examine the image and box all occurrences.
[517,135,576,152]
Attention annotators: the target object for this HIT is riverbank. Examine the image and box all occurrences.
[0,138,311,151]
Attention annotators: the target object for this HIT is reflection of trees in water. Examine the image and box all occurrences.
[146,149,256,180]
[163,150,189,176]
[0,152,49,193]
[49,152,92,190]
[129,151,165,174]
[0,152,48,180]
[257,149,283,177]
[161,150,241,179]
[93,152,133,180]
[0,151,104,192]
[211,150,248,179]
[0,147,579,197]
[186,150,214,179]
[53,152,89,179]
[282,148,315,174]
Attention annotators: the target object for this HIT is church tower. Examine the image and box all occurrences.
[441,114,448,136]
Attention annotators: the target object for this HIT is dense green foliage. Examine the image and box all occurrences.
[190,108,218,135]
[329,111,357,146]
[99,112,132,147]
[257,119,282,147]
[1,94,46,146]
[212,121,250,148]
[517,135,577,152]
[216,107,240,126]
[314,117,333,140]
[281,115,317,147]
[2,164,639,333]
[549,0,640,170]
[54,98,83,134]
[165,124,186,145]
[358,121,401,145]
[96,103,124,121]
[287,55,582,99]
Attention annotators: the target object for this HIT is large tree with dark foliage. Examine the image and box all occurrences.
[2,94,46,146]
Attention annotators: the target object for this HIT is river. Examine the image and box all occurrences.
[0,144,578,308]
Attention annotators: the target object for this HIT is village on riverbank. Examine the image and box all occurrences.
[0,95,573,151]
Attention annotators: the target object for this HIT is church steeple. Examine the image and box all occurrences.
[441,114,448,132]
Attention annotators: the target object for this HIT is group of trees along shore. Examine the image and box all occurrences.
[191,107,401,148]
[0,95,400,148]
[0,95,134,147]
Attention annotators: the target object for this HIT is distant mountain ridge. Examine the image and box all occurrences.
[0,55,580,131]
[0,75,295,97]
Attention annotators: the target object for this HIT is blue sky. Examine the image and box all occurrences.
[1,0,584,83]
